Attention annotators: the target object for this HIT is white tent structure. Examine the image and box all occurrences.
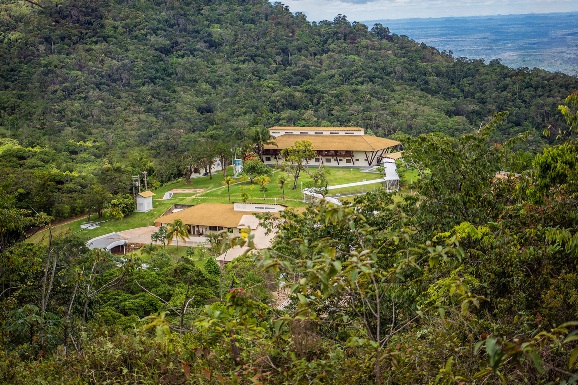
[135,191,154,212]
[86,233,127,253]
[382,158,400,191]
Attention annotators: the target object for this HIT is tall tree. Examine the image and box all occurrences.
[222,176,235,202]
[280,140,316,190]
[254,175,271,201]
[242,159,271,183]
[151,225,168,248]
[248,126,275,161]
[167,219,190,248]
[193,139,218,180]
[277,174,288,200]
[557,90,578,137]
[402,112,508,231]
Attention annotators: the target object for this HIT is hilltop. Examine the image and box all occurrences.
[1,0,576,152]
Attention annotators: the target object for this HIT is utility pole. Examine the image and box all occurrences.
[132,175,140,195]
[142,171,148,191]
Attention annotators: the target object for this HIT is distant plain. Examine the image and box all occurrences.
[366,12,578,76]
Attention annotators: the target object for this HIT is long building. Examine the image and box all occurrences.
[263,127,400,167]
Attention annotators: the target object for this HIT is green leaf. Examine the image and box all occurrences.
[332,260,342,272]
[474,340,485,355]
[349,269,359,283]
[297,293,308,305]
[429,255,439,268]
[559,321,578,328]
[273,319,285,335]
[437,307,445,318]
[563,334,578,344]
[568,346,578,369]
[528,352,544,373]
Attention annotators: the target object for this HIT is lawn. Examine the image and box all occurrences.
[28,165,401,244]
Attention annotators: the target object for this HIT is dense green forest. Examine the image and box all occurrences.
[1,0,578,383]
[1,0,578,219]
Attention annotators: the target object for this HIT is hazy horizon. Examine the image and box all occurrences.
[367,12,578,76]
[363,10,578,23]
[275,0,578,22]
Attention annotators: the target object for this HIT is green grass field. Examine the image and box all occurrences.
[29,165,413,244]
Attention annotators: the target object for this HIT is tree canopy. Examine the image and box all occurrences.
[1,0,578,382]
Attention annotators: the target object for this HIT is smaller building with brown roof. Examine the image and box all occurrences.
[154,203,285,237]
[135,191,155,212]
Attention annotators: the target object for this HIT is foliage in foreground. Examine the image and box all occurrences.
[1,115,578,383]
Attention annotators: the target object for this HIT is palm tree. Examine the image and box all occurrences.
[166,218,190,248]
[278,174,288,200]
[248,125,275,161]
[222,176,235,202]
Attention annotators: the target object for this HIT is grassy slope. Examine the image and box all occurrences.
[29,166,387,244]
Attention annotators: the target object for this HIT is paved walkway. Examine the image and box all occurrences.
[116,226,208,246]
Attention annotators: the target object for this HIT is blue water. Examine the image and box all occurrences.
[364,12,578,76]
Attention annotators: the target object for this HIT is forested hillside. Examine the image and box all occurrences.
[1,0,577,219]
[2,0,575,144]
[1,0,578,383]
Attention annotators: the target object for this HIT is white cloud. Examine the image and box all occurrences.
[276,0,578,21]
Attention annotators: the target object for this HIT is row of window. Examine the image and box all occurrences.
[271,131,356,135]
[265,157,361,163]
[316,158,359,163]
[266,157,362,163]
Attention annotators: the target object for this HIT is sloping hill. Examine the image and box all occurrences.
[1,0,576,154]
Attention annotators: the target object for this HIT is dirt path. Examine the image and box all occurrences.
[169,189,205,193]
[28,214,89,237]
[118,226,158,244]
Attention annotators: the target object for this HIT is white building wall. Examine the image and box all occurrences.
[135,196,153,212]
[269,128,364,137]
[233,203,286,212]
[263,151,373,168]
[189,225,238,236]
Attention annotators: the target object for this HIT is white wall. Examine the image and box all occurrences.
[135,197,153,212]
[233,203,285,212]
[263,151,372,167]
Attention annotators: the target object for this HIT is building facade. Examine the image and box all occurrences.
[135,191,154,212]
[154,203,286,236]
[263,127,401,168]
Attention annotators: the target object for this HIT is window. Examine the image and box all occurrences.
[315,132,323,135]
[300,132,308,134]
[314,158,320,162]
[265,156,271,162]
[325,158,332,163]
[355,159,360,161]
[345,132,354,135]
[284,132,293,134]
[209,226,218,231]
[330,132,339,135]
[346,159,352,163]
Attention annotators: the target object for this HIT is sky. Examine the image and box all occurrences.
[275,0,578,21]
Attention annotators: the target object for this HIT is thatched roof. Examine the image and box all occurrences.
[381,151,403,160]
[264,134,400,152]
[155,203,245,228]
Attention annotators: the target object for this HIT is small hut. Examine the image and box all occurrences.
[135,191,154,212]
[382,158,400,191]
